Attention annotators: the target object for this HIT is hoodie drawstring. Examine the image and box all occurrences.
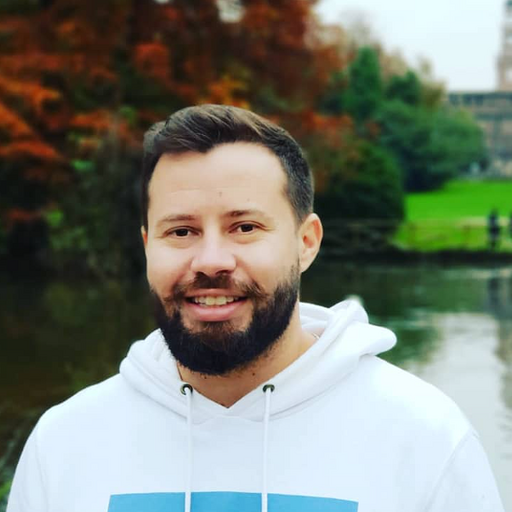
[180,382,274,512]
[181,384,194,512]
[261,384,275,512]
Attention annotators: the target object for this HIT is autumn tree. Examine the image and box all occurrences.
[0,0,344,272]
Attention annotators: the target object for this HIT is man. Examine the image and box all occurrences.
[8,105,504,512]
[488,209,501,250]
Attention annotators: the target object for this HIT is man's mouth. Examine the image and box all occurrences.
[187,296,246,307]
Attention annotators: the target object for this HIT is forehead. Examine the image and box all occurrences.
[147,142,291,217]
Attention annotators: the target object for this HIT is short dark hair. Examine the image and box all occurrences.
[141,104,313,229]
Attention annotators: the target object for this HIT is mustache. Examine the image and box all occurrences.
[163,273,267,303]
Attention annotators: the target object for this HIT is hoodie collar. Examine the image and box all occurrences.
[120,300,396,422]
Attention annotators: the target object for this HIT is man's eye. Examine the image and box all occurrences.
[237,224,256,233]
[172,228,191,237]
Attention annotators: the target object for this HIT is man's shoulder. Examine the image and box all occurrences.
[343,355,471,436]
[37,373,137,436]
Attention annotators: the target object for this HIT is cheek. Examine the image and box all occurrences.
[240,238,299,285]
[145,245,189,293]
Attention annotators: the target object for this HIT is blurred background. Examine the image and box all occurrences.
[1,0,512,509]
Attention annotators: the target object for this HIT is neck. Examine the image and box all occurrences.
[177,309,316,407]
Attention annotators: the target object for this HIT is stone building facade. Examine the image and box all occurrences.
[448,91,512,175]
[447,0,512,176]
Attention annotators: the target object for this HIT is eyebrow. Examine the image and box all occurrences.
[227,209,272,222]
[155,214,196,230]
[156,209,273,229]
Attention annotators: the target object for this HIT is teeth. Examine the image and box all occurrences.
[193,296,239,306]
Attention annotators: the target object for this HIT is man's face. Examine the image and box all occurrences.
[143,142,308,375]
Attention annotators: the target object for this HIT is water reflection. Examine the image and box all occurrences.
[301,261,442,366]
[301,261,512,510]
[1,264,512,510]
[486,273,512,475]
[486,274,512,411]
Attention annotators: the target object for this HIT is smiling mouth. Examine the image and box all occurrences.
[187,296,246,307]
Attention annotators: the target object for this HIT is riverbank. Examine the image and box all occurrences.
[3,246,512,282]
[319,246,512,265]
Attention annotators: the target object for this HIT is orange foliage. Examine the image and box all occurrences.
[133,43,172,86]
[71,111,113,133]
[5,208,44,226]
[0,54,62,76]
[163,6,181,23]
[0,75,62,119]
[201,75,249,106]
[0,103,34,138]
[285,111,353,146]
[232,0,342,108]
[0,0,347,239]
[70,111,141,155]
[243,3,280,33]
[281,111,355,194]
[0,140,62,163]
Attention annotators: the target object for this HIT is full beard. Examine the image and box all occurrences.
[152,265,301,376]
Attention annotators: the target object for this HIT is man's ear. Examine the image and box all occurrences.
[298,213,323,273]
[141,226,148,250]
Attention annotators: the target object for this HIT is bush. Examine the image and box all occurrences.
[315,140,404,222]
[46,144,145,277]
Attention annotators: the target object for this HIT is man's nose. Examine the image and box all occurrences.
[190,235,236,276]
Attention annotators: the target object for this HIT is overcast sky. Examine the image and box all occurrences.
[316,0,505,91]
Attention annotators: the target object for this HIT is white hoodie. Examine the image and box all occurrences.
[7,301,504,512]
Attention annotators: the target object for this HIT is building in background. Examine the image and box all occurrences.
[497,0,512,91]
[448,0,512,177]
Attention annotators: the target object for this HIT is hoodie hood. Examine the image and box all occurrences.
[120,299,396,422]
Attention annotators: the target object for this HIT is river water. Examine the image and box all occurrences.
[1,262,511,510]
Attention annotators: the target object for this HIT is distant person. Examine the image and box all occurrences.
[488,209,501,250]
[7,105,505,512]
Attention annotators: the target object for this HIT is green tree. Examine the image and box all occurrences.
[317,70,347,116]
[378,100,486,192]
[344,46,383,127]
[46,140,145,277]
[429,108,487,181]
[385,70,422,106]
[315,139,404,222]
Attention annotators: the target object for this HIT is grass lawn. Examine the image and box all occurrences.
[393,180,512,251]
